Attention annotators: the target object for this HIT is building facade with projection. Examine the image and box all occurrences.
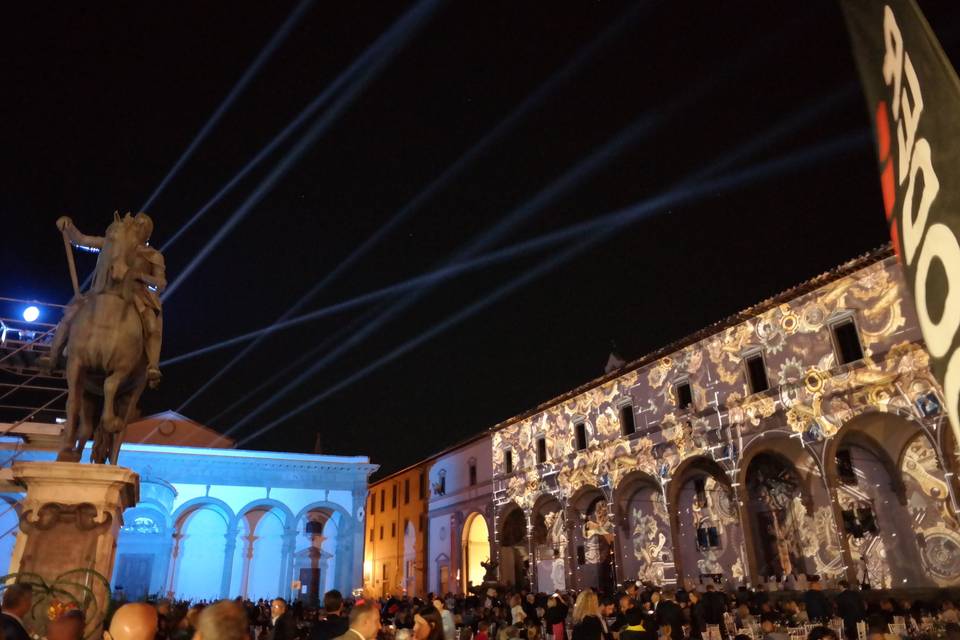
[0,412,377,603]
[487,246,960,593]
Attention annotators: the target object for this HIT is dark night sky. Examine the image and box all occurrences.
[2,2,958,477]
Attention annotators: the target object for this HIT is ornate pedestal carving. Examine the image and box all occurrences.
[9,462,139,634]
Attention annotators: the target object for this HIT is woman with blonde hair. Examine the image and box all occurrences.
[571,591,603,640]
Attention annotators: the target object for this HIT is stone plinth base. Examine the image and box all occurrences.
[9,462,139,635]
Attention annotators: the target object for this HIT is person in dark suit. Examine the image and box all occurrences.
[655,593,684,640]
[803,580,831,624]
[687,591,706,640]
[0,583,33,640]
[834,582,866,640]
[269,599,299,640]
[701,584,728,640]
[312,591,349,640]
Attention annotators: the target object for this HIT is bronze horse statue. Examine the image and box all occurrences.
[57,214,149,464]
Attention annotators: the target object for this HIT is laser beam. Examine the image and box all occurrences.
[174,1,651,412]
[234,131,868,446]
[163,123,866,371]
[140,0,316,215]
[160,0,445,304]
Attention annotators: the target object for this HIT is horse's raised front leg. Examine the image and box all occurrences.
[56,357,83,462]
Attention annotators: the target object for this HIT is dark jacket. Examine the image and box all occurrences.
[688,602,706,640]
[804,590,831,623]
[312,614,350,640]
[701,592,727,625]
[271,612,299,640]
[835,590,866,625]
[572,615,605,640]
[0,613,30,640]
[655,601,684,640]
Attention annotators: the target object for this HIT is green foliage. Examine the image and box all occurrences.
[0,568,112,640]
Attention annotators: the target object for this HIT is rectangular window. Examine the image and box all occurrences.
[419,472,425,499]
[620,405,636,436]
[392,484,398,508]
[832,317,864,365]
[383,563,388,579]
[419,514,425,532]
[371,493,376,513]
[391,522,396,538]
[469,463,477,486]
[745,352,769,394]
[576,545,586,566]
[404,478,410,504]
[697,525,721,549]
[536,437,547,464]
[379,526,384,540]
[369,528,374,542]
[575,421,587,450]
[505,450,513,474]
[380,489,385,512]
[676,381,693,411]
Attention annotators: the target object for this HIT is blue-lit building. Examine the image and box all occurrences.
[0,411,377,603]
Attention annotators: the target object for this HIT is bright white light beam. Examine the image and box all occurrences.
[160,0,445,304]
[234,131,869,446]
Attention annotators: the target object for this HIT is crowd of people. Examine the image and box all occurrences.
[1,579,959,640]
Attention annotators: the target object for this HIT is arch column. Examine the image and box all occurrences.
[524,508,535,592]
[823,472,858,584]
[166,532,183,597]
[220,526,238,599]
[279,529,297,599]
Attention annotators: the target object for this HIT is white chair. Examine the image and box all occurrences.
[856,621,867,640]
[888,624,906,637]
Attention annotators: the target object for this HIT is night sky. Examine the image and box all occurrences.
[3,2,958,477]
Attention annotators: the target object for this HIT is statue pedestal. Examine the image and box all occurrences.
[9,462,139,633]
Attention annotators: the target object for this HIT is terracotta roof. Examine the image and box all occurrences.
[126,410,237,448]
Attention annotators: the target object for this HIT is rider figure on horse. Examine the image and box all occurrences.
[40,212,166,387]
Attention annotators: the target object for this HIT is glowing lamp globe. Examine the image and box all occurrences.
[22,306,40,322]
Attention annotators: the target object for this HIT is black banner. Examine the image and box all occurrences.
[841,1,960,436]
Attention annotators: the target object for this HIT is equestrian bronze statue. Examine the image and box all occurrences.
[40,212,166,464]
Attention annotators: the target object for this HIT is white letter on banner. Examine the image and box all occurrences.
[902,138,939,265]
[915,223,960,358]
[883,5,904,119]
[897,53,923,184]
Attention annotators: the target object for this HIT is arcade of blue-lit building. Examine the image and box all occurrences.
[0,411,377,603]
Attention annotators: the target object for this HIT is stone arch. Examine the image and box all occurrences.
[169,498,235,600]
[293,501,354,596]
[896,431,960,586]
[614,471,673,586]
[461,512,491,593]
[172,497,235,533]
[823,410,920,503]
[496,502,528,590]
[742,451,812,580]
[823,410,935,588]
[529,494,565,592]
[668,455,743,586]
[234,499,295,532]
